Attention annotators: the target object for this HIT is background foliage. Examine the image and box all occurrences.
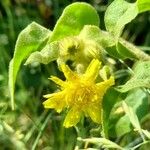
[0,0,150,150]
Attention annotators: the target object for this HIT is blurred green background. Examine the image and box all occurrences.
[0,0,150,150]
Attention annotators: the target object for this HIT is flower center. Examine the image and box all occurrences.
[68,79,97,107]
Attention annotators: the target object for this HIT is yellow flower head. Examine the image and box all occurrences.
[43,59,114,128]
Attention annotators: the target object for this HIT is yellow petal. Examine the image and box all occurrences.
[96,76,115,94]
[61,64,78,81]
[43,92,65,113]
[63,107,82,128]
[43,92,61,98]
[95,77,114,102]
[49,76,65,87]
[84,59,101,80]
[86,103,101,123]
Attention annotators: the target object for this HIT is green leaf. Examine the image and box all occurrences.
[102,88,120,138]
[79,25,115,48]
[25,42,59,65]
[137,0,150,13]
[118,61,150,92]
[115,114,131,137]
[142,129,150,139]
[122,101,142,132]
[50,2,100,42]
[117,39,150,60]
[78,25,150,60]
[9,22,51,109]
[105,0,138,38]
[123,101,147,141]
[78,25,124,59]
[105,45,125,59]
[78,137,123,149]
[115,89,148,137]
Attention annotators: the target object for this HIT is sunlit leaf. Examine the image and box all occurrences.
[142,129,150,139]
[79,26,150,61]
[78,137,123,149]
[122,101,142,132]
[9,22,51,109]
[50,2,100,42]
[122,101,146,140]
[117,39,150,60]
[78,25,124,59]
[105,0,138,38]
[25,42,59,65]
[115,89,148,137]
[137,0,150,13]
[79,25,115,48]
[118,61,150,92]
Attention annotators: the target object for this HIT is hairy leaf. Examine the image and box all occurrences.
[115,89,148,137]
[105,0,138,38]
[50,2,100,42]
[79,25,123,59]
[9,22,51,109]
[118,61,150,92]
[117,39,150,60]
[25,42,59,65]
[79,25,115,48]
[122,101,142,132]
[78,137,123,149]
[79,25,150,61]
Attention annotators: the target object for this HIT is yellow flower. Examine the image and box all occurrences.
[43,59,114,128]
